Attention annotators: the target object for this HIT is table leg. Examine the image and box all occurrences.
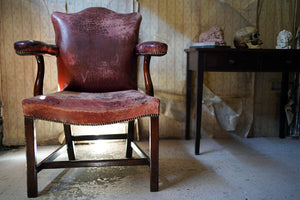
[195,69,204,155]
[279,72,289,138]
[186,69,192,140]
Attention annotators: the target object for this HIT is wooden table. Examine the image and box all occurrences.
[185,48,300,155]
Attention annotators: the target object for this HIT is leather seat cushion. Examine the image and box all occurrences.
[22,90,159,125]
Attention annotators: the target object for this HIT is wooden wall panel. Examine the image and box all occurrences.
[200,0,256,99]
[2,0,23,145]
[0,0,135,145]
[138,0,257,97]
[0,0,62,145]
[253,0,298,137]
[0,1,2,112]
[0,0,298,145]
[138,0,257,138]
[138,0,202,95]
[138,0,298,139]
[199,0,256,137]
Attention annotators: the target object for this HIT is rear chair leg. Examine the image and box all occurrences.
[126,120,134,158]
[25,117,38,198]
[64,124,75,160]
[150,117,159,192]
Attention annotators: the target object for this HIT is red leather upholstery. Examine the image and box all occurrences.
[20,7,164,126]
[51,7,142,92]
[136,41,168,56]
[22,90,159,125]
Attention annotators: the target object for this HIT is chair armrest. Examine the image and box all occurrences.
[137,42,167,96]
[14,40,57,96]
[14,40,58,56]
[136,41,168,56]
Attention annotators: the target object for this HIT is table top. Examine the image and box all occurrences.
[186,48,300,72]
[185,47,300,53]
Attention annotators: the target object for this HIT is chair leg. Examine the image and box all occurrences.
[126,120,134,158]
[64,124,75,160]
[25,117,38,198]
[150,117,159,192]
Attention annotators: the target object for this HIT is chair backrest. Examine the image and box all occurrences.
[51,7,142,92]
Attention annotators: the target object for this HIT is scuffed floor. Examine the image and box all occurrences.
[1,136,300,200]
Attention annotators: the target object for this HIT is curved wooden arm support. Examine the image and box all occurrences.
[34,55,45,96]
[14,40,58,56]
[143,55,154,96]
[14,41,49,96]
[136,41,168,56]
[137,42,168,96]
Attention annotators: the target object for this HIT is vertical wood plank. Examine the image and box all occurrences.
[12,0,25,142]
[0,0,3,106]
[174,0,184,94]
[150,0,159,88]
[156,0,168,93]
[2,0,15,145]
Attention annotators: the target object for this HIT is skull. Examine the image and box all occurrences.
[233,26,263,49]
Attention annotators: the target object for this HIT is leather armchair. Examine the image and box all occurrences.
[14,7,167,197]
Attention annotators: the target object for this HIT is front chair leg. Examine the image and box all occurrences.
[25,117,38,198]
[150,116,159,192]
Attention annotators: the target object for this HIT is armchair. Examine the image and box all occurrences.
[14,7,167,198]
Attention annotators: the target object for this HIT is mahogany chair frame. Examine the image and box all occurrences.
[15,38,166,197]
